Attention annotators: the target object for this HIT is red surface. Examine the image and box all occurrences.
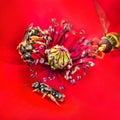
[0,0,120,120]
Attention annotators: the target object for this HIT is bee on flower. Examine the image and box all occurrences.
[17,18,95,104]
[18,18,95,87]
[90,0,120,59]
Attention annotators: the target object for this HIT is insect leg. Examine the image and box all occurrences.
[42,93,48,98]
[47,94,60,106]
[32,89,39,92]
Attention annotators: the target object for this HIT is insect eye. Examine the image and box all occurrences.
[27,30,33,36]
[32,82,40,88]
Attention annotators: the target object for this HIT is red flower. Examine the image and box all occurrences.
[0,0,120,120]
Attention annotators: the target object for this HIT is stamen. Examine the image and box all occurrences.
[40,58,45,64]
[80,29,86,34]
[69,79,76,85]
[42,77,47,82]
[30,73,35,78]
[59,86,65,90]
[76,75,82,80]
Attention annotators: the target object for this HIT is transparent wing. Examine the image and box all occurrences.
[94,0,110,35]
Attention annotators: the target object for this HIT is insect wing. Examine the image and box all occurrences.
[94,0,110,35]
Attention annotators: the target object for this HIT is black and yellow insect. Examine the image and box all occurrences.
[92,0,120,59]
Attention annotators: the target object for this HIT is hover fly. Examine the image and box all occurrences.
[91,0,120,59]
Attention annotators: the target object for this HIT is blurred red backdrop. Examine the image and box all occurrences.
[0,0,120,120]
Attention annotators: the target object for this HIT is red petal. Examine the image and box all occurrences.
[0,0,120,120]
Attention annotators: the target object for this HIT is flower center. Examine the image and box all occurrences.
[45,45,72,69]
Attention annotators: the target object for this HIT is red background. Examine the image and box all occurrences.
[0,0,120,120]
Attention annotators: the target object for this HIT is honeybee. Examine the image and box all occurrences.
[32,81,65,106]
[91,0,120,59]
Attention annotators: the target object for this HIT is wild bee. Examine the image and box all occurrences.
[18,42,34,62]
[91,0,120,59]
[17,25,46,62]
[32,81,65,106]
